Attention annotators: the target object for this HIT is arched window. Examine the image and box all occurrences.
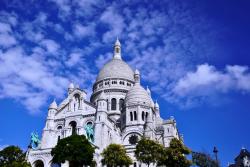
[57,126,62,130]
[111,98,117,110]
[69,121,77,135]
[119,99,124,110]
[134,111,137,120]
[142,111,145,121]
[145,112,148,121]
[130,112,133,121]
[74,94,80,109]
[57,136,60,142]
[116,47,120,53]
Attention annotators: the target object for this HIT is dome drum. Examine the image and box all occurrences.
[92,78,134,93]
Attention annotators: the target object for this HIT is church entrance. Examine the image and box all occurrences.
[34,160,44,167]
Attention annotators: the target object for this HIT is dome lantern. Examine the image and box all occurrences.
[113,37,121,59]
[134,69,140,84]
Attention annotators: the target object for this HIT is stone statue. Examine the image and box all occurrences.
[30,132,40,149]
[84,124,94,143]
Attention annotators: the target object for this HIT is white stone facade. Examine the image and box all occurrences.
[27,39,180,167]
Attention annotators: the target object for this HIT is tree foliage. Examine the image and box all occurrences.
[192,151,219,167]
[101,144,132,167]
[135,137,164,167]
[51,135,95,167]
[158,138,192,167]
[0,145,31,167]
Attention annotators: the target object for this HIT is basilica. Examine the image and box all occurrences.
[26,39,180,167]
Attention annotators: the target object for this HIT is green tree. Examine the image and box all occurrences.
[135,137,164,167]
[51,135,95,167]
[192,151,219,167]
[101,144,132,167]
[0,145,31,167]
[158,138,192,167]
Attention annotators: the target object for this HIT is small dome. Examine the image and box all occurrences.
[68,82,74,89]
[96,59,134,82]
[125,84,152,106]
[49,100,57,109]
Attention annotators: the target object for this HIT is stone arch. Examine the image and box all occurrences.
[73,93,81,111]
[33,159,44,167]
[85,120,94,126]
[69,121,77,135]
[122,131,143,142]
[142,111,145,121]
[119,98,124,110]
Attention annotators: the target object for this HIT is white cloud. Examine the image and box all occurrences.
[173,64,250,98]
[0,22,17,48]
[95,52,112,69]
[0,33,17,48]
[0,22,12,33]
[100,6,125,43]
[66,51,83,67]
[0,11,18,26]
[226,65,250,91]
[49,0,71,18]
[0,46,69,113]
[40,39,60,54]
[73,23,96,38]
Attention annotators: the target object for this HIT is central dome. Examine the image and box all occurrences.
[96,59,134,82]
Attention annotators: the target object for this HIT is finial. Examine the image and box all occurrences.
[146,86,151,95]
[115,37,121,46]
[154,100,159,109]
[113,38,121,59]
[135,69,140,75]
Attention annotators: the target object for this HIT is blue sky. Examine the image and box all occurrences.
[0,0,250,166]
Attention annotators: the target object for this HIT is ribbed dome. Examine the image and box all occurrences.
[125,84,152,106]
[96,59,134,82]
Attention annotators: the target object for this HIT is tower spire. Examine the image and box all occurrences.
[113,37,121,59]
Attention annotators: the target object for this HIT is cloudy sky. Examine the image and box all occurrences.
[0,0,250,165]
